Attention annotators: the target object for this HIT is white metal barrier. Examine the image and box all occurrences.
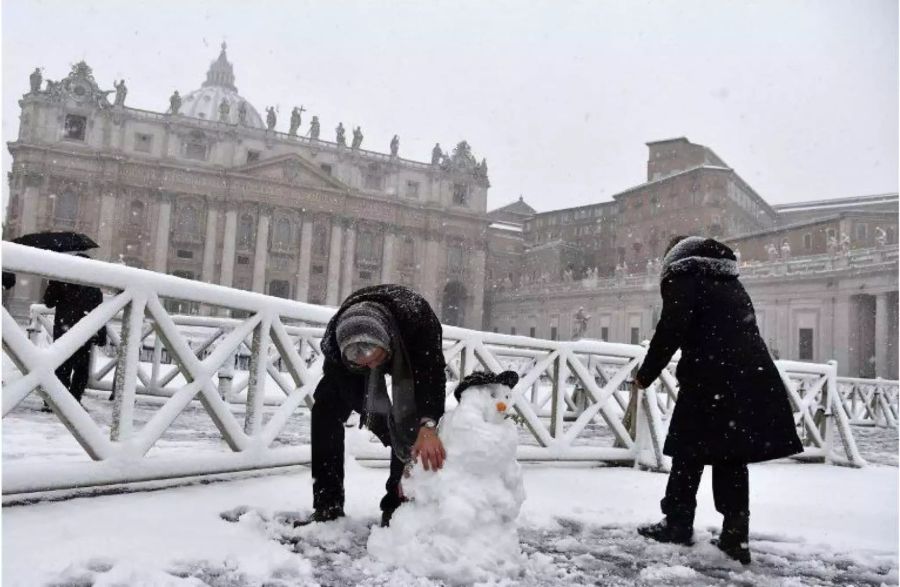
[1,242,867,498]
[836,376,899,428]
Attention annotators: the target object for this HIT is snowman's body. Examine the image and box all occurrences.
[367,383,525,583]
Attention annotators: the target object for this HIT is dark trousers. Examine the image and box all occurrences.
[311,386,405,516]
[661,456,749,525]
[55,344,92,402]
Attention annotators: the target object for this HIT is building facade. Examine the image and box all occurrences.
[4,48,491,328]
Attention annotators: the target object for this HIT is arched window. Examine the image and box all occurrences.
[447,240,465,273]
[274,217,292,249]
[238,214,255,248]
[177,205,199,234]
[401,237,415,267]
[129,200,145,226]
[313,223,328,255]
[55,191,78,223]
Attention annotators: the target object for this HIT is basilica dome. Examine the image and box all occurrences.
[181,43,265,129]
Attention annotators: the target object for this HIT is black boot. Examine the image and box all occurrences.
[637,516,694,545]
[711,513,751,565]
[293,507,345,527]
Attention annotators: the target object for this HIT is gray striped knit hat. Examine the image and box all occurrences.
[335,301,394,360]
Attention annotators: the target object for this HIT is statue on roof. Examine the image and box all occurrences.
[309,116,320,140]
[29,68,42,94]
[265,106,277,130]
[168,90,182,114]
[218,98,230,122]
[113,79,127,107]
[336,122,346,146]
[875,226,887,247]
[573,307,591,340]
[238,101,248,125]
[289,105,306,136]
[431,143,442,165]
[351,126,364,149]
[390,135,399,157]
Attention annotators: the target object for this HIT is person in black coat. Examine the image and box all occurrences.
[301,284,447,528]
[43,258,107,405]
[633,236,802,565]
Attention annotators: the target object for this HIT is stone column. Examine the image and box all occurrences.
[325,218,344,306]
[469,243,487,329]
[20,176,40,235]
[153,194,173,273]
[201,201,219,284]
[340,220,357,300]
[295,215,313,302]
[251,207,271,294]
[380,227,396,284]
[875,292,892,378]
[831,296,851,376]
[97,189,117,262]
[420,235,443,310]
[219,205,238,288]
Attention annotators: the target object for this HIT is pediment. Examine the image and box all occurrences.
[235,153,349,192]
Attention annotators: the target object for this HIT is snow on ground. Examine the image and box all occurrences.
[3,457,897,586]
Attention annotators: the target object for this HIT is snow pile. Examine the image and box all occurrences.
[367,382,526,584]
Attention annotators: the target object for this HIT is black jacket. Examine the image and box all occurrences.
[318,284,446,444]
[636,237,802,464]
[43,280,107,346]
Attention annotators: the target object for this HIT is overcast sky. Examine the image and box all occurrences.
[2,0,897,212]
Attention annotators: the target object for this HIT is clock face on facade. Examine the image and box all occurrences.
[70,82,90,102]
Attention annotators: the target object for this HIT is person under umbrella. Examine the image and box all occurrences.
[299,284,447,528]
[632,236,802,565]
[42,253,107,408]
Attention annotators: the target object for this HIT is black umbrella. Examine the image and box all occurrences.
[11,231,98,252]
[2,271,15,290]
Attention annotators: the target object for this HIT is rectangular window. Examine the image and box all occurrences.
[493,326,498,333]
[320,163,332,175]
[364,170,383,190]
[803,233,812,250]
[134,133,153,153]
[529,326,536,338]
[185,142,207,161]
[799,328,814,361]
[855,224,867,240]
[452,183,469,206]
[550,326,558,341]
[447,244,464,273]
[601,327,609,341]
[312,264,324,274]
[510,327,516,335]
[64,114,87,141]
[630,327,640,345]
[359,270,372,280]
[246,150,260,164]
[176,249,193,259]
[237,255,250,265]
[406,181,420,199]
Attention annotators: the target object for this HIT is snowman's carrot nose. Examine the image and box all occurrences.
[496,401,507,412]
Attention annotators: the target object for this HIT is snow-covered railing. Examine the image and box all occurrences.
[836,376,899,428]
[1,242,865,497]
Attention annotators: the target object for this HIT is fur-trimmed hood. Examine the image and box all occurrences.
[660,236,739,281]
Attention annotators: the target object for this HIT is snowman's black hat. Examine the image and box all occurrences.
[453,370,519,401]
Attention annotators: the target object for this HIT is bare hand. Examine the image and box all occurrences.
[631,378,645,392]
[412,427,446,471]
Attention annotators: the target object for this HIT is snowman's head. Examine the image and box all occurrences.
[454,370,519,422]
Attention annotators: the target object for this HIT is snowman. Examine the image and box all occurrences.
[367,370,525,584]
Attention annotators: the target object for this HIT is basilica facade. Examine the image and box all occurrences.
[4,47,490,328]
[4,48,898,378]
